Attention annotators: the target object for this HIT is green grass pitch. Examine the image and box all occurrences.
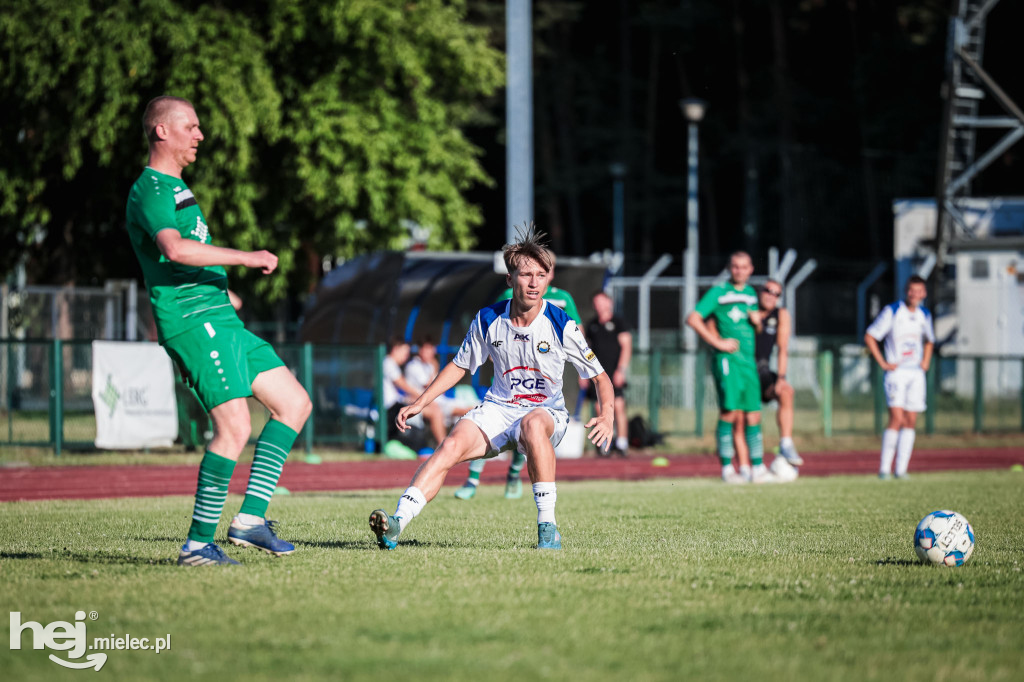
[2,471,1022,681]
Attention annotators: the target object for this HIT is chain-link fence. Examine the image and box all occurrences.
[1,339,1021,454]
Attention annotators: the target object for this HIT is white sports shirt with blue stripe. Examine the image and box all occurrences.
[453,300,605,411]
[866,300,935,369]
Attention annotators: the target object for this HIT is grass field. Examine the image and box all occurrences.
[2,472,1023,681]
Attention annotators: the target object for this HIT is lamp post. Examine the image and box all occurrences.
[680,98,706,352]
[609,162,627,271]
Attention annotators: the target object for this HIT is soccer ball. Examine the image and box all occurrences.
[769,456,798,482]
[913,510,975,566]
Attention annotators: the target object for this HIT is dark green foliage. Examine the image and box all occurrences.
[0,0,502,303]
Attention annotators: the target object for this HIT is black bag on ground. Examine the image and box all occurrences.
[628,415,664,448]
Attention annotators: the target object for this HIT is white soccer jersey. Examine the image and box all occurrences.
[453,300,604,411]
[866,300,935,370]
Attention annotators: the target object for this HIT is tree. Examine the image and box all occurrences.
[0,0,503,308]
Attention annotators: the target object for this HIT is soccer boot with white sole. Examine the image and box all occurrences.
[177,542,240,567]
[722,469,747,485]
[454,482,478,500]
[504,477,523,499]
[778,443,804,467]
[227,519,295,556]
[369,509,402,550]
[537,522,562,550]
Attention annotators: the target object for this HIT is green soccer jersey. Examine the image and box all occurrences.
[695,281,758,361]
[125,168,237,342]
[498,285,582,324]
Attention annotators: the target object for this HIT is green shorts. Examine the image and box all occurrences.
[163,320,284,411]
[711,353,762,414]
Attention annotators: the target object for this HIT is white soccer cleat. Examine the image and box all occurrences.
[750,464,778,484]
[722,469,747,485]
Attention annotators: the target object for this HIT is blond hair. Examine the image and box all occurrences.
[143,95,194,143]
[502,223,555,274]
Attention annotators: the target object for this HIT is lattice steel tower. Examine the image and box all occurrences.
[934,0,1024,265]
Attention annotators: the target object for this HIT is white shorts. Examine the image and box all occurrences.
[884,368,926,412]
[458,400,568,457]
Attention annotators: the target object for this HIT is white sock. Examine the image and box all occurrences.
[395,486,427,532]
[879,429,898,474]
[616,436,629,451]
[895,428,916,475]
[184,539,208,551]
[235,512,263,526]
[780,437,794,450]
[533,482,557,525]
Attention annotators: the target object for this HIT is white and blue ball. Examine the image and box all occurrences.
[914,510,975,566]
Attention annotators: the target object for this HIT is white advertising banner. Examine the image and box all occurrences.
[92,341,178,449]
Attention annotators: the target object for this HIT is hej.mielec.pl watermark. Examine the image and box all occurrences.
[10,611,171,671]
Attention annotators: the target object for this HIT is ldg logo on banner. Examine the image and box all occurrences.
[10,611,171,671]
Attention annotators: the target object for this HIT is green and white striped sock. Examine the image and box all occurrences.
[716,420,734,467]
[465,458,485,487]
[746,423,764,467]
[238,420,297,518]
[507,450,526,480]
[188,452,236,544]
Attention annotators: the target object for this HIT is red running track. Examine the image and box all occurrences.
[1,448,1022,502]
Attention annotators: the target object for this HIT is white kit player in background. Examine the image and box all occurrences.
[864,275,935,480]
[368,226,615,550]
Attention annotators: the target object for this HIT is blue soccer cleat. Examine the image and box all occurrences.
[177,542,240,567]
[504,477,523,499]
[227,519,295,556]
[778,442,804,466]
[537,522,562,550]
[454,483,478,500]
[369,509,402,550]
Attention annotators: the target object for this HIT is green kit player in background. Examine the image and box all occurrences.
[453,282,582,501]
[125,96,312,566]
[686,251,770,484]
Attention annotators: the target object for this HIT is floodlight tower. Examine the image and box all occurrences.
[934,0,1024,269]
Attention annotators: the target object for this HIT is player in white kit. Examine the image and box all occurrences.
[369,227,615,550]
[864,275,935,479]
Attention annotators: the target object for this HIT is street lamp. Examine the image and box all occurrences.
[609,162,627,271]
[680,98,706,352]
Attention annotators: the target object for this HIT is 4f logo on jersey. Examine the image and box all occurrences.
[536,340,550,354]
[514,333,530,342]
[491,340,503,348]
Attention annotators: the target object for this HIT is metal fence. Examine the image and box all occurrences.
[1,339,1021,454]
[629,349,1024,438]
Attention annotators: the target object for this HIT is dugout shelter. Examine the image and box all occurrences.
[299,250,608,355]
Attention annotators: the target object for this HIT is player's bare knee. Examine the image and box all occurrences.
[290,393,313,429]
[519,412,552,441]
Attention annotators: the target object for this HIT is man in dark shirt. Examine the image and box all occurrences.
[755,279,803,466]
[581,290,632,456]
